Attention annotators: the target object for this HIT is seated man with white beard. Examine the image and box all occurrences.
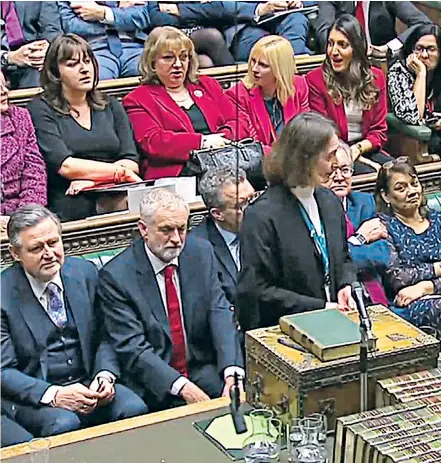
[98,189,244,411]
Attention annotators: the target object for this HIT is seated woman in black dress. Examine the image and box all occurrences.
[28,34,141,222]
[374,157,441,336]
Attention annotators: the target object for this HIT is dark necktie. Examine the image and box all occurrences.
[45,282,67,329]
[355,1,367,32]
[1,1,25,48]
[102,1,122,58]
[163,265,188,377]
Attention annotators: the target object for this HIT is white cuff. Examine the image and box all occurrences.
[224,366,245,380]
[101,6,115,25]
[170,376,190,396]
[348,235,362,246]
[94,370,116,383]
[387,38,403,53]
[40,385,61,405]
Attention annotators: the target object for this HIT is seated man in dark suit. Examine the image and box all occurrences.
[192,167,255,305]
[1,1,62,89]
[315,1,432,57]
[1,205,147,438]
[98,189,244,411]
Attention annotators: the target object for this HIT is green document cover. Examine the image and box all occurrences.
[283,309,361,347]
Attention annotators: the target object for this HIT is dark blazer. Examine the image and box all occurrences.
[315,1,432,53]
[307,66,388,152]
[347,191,389,273]
[237,185,355,332]
[191,216,237,305]
[1,106,47,215]
[98,236,243,403]
[1,258,119,408]
[226,76,310,154]
[123,75,249,180]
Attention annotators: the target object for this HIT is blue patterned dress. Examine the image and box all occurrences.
[382,210,441,335]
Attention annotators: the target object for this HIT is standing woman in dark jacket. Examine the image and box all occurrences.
[237,112,356,332]
[388,25,441,157]
[28,34,141,222]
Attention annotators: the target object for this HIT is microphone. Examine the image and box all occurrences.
[351,281,373,338]
[229,372,247,434]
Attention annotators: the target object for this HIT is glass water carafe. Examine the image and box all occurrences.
[292,418,327,463]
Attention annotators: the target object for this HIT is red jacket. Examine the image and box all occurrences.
[306,66,388,151]
[226,76,310,154]
[123,75,249,180]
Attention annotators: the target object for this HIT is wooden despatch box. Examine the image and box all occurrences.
[245,305,440,429]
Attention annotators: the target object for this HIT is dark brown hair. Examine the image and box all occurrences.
[374,159,428,217]
[264,112,337,188]
[40,34,107,114]
[323,14,379,110]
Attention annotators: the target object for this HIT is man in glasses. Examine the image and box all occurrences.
[192,167,255,306]
[326,141,389,305]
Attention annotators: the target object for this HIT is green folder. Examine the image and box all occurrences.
[280,308,376,362]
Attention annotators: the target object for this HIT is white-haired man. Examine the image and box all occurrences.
[98,189,244,411]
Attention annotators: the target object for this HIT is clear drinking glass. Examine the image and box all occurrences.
[307,413,327,444]
[288,417,304,463]
[293,418,327,463]
[29,438,51,463]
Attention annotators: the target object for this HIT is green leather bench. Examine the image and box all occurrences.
[427,193,441,212]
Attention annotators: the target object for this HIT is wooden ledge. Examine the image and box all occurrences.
[0,397,231,460]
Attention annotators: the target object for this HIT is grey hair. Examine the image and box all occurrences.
[7,204,62,248]
[199,167,247,209]
[337,141,354,169]
[139,188,189,224]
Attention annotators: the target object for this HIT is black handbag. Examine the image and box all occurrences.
[187,138,266,189]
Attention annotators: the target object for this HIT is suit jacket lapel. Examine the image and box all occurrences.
[14,267,49,379]
[177,248,197,339]
[133,239,171,340]
[207,219,237,283]
[249,86,274,145]
[347,193,358,228]
[61,266,91,374]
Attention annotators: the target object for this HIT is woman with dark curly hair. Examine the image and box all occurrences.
[27,34,140,221]
[374,157,441,336]
[388,24,441,157]
[307,14,391,175]
[237,112,356,332]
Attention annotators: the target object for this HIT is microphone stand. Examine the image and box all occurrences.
[352,282,376,412]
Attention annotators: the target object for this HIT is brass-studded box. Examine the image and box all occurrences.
[245,305,440,430]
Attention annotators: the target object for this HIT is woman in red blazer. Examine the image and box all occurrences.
[306,15,391,175]
[227,36,309,155]
[123,26,248,180]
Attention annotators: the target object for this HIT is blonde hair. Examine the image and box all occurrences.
[243,36,296,106]
[139,26,199,85]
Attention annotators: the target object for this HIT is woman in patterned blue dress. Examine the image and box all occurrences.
[374,157,441,336]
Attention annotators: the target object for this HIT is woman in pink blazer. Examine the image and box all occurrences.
[306,15,391,175]
[0,71,47,216]
[227,35,310,155]
[123,26,248,180]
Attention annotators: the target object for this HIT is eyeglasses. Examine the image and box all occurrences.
[382,156,410,170]
[330,166,353,179]
[159,53,191,65]
[414,44,438,55]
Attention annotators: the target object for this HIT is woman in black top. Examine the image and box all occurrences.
[28,34,141,221]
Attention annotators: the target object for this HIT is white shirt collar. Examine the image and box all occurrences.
[25,270,64,301]
[144,243,179,276]
[291,185,315,200]
[214,222,238,247]
[342,196,347,211]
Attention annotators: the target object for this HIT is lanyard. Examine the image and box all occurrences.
[298,202,331,301]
